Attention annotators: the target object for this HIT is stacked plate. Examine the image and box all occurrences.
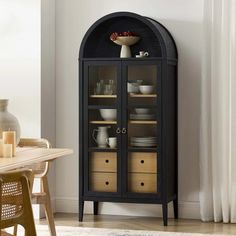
[130,136,157,147]
[130,113,155,120]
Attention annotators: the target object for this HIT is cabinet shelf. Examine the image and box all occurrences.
[128,105,157,109]
[129,120,157,125]
[90,95,117,98]
[88,105,116,109]
[83,57,164,61]
[128,147,157,152]
[89,147,117,152]
[90,120,117,124]
[129,94,157,98]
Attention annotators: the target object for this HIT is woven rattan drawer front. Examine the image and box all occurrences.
[128,152,157,173]
[90,172,117,192]
[90,152,117,172]
[128,173,157,193]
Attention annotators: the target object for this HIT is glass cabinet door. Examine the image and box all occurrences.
[122,61,161,196]
[84,61,121,195]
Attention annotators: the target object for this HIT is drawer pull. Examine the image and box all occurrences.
[140,182,145,186]
[140,160,144,164]
[105,159,109,163]
[105,181,109,185]
[122,128,127,134]
[116,128,121,134]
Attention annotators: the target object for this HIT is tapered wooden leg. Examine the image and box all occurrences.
[42,176,57,236]
[94,201,98,215]
[22,201,37,236]
[13,224,18,236]
[22,175,37,236]
[24,224,37,236]
[173,198,178,219]
[79,200,84,221]
[162,203,168,226]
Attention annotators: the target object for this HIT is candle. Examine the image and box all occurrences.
[2,144,13,158]
[2,131,16,156]
[0,139,3,157]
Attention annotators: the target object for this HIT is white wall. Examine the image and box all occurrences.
[41,0,56,215]
[0,0,56,218]
[0,0,41,137]
[55,0,204,219]
[0,0,42,218]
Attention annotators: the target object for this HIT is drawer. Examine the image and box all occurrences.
[90,152,117,172]
[128,173,157,193]
[128,152,157,173]
[90,172,117,192]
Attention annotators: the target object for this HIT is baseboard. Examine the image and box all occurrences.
[55,198,200,219]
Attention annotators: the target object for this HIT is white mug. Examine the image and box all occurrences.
[139,51,149,57]
[106,137,117,148]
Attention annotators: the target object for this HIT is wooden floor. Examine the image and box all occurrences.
[37,213,236,235]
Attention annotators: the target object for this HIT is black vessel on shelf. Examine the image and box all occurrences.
[79,12,178,226]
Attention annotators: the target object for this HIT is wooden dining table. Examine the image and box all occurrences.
[0,147,73,172]
[0,146,73,236]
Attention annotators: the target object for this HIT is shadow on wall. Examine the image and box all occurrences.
[160,19,202,204]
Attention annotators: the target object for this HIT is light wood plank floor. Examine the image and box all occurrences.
[37,213,236,235]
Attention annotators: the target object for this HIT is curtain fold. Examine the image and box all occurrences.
[200,0,236,223]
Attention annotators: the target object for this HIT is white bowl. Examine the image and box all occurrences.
[100,109,117,121]
[135,108,150,114]
[139,85,154,94]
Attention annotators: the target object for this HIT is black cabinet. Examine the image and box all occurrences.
[79,12,178,226]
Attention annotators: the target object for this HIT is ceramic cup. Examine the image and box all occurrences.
[106,137,117,148]
[139,51,149,57]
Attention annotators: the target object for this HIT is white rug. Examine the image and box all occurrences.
[9,225,232,236]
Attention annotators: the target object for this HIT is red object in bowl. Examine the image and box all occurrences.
[110,31,138,41]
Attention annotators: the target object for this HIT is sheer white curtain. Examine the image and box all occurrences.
[200,0,236,222]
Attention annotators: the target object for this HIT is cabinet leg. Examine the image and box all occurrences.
[94,201,99,215]
[162,203,168,226]
[79,200,84,222]
[173,198,178,219]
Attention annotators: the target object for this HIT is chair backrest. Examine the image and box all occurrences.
[18,138,51,177]
[0,170,34,230]
[18,138,51,149]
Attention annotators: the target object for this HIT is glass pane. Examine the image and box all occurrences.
[86,64,119,193]
[126,64,158,194]
[127,65,157,106]
[88,110,117,149]
[88,108,118,193]
[128,124,157,149]
[88,65,117,106]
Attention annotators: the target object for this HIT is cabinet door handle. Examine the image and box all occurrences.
[116,128,121,134]
[122,128,127,134]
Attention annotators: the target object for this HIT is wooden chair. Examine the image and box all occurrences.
[14,138,56,236]
[0,170,37,236]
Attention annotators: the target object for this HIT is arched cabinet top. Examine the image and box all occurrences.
[79,12,177,60]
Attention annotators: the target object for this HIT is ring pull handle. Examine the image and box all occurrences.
[116,128,121,134]
[122,128,127,134]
